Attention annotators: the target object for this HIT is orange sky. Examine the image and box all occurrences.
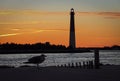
[0,10,120,47]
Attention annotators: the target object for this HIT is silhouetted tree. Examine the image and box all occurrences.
[0,42,67,53]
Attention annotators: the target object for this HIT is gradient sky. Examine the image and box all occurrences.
[0,0,120,47]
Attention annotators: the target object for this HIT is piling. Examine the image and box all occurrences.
[94,50,100,69]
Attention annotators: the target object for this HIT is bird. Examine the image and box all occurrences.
[24,54,47,68]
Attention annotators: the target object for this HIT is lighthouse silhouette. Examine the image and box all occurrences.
[69,8,76,49]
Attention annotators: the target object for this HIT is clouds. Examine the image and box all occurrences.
[11,28,20,31]
[0,33,21,37]
[0,10,119,26]
[0,10,119,20]
[76,12,120,20]
[0,28,67,37]
[0,10,67,16]
[0,21,40,25]
[0,10,120,18]
[77,12,120,16]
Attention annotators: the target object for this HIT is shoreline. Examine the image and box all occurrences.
[0,49,119,54]
[0,65,120,81]
[0,49,91,54]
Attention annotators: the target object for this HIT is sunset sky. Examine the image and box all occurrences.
[0,0,120,47]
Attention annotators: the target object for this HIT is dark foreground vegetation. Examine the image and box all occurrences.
[0,42,120,54]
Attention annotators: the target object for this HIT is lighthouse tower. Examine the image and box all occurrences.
[69,8,76,49]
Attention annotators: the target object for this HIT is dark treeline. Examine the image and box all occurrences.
[0,42,67,53]
[0,42,66,50]
[78,45,120,50]
[0,42,119,54]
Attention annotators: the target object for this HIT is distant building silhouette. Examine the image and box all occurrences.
[69,8,76,49]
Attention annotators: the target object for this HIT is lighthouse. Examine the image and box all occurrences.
[69,8,76,49]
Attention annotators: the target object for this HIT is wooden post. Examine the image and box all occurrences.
[88,61,91,69]
[75,62,79,68]
[68,63,71,68]
[90,61,94,69]
[79,62,82,68]
[83,61,85,69]
[94,50,100,69]
[87,61,89,69]
[71,63,74,68]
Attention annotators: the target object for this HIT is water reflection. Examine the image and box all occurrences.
[0,51,120,67]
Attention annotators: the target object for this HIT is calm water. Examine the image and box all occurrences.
[0,50,120,67]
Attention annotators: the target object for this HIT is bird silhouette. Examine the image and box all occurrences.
[24,54,47,68]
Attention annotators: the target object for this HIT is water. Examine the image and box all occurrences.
[0,50,120,67]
